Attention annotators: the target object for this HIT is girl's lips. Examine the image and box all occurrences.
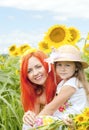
[60,73,66,75]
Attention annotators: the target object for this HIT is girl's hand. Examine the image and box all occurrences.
[23,110,36,126]
[62,116,75,130]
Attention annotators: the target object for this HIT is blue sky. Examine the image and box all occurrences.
[0,0,89,54]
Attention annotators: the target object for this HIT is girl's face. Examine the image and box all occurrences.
[55,61,76,81]
[27,56,48,86]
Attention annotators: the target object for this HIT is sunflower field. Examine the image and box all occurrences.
[0,24,89,130]
[0,55,24,130]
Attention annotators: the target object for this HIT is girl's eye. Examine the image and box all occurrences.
[66,64,70,67]
[56,63,61,66]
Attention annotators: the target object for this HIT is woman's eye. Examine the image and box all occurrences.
[28,69,32,73]
[27,65,42,73]
[36,65,42,68]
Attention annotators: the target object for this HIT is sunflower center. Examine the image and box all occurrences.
[79,117,84,122]
[86,126,89,130]
[49,27,65,43]
[10,46,16,51]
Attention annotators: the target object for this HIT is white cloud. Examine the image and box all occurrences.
[0,0,89,19]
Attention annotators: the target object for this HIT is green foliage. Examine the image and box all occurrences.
[0,55,24,130]
[82,54,89,82]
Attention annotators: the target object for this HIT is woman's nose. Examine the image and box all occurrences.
[33,69,38,75]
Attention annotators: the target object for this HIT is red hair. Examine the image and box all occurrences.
[20,51,57,112]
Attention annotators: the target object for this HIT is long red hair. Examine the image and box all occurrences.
[20,51,57,112]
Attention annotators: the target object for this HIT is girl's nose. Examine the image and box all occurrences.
[61,65,66,71]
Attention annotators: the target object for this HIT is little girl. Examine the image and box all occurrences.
[38,45,89,128]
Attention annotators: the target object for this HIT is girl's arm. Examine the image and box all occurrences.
[38,85,76,116]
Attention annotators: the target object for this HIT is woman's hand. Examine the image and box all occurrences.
[23,110,36,126]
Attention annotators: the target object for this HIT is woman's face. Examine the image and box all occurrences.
[55,61,76,81]
[27,56,48,85]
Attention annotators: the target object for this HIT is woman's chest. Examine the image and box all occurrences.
[35,92,47,113]
[39,92,47,105]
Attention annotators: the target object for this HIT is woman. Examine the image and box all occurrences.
[20,50,58,129]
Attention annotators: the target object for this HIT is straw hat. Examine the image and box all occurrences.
[47,45,89,69]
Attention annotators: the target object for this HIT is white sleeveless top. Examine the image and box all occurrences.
[53,77,89,119]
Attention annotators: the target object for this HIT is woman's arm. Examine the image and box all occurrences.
[38,85,76,116]
[23,94,46,126]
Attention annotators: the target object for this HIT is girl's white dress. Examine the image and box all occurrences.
[53,77,88,119]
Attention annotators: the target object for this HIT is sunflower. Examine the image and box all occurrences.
[87,32,89,40]
[76,125,85,130]
[8,44,17,55]
[85,125,89,130]
[20,43,31,54]
[83,43,89,55]
[74,113,87,124]
[22,47,36,56]
[38,41,51,54]
[68,27,81,45]
[73,108,89,129]
[9,44,21,56]
[44,25,71,48]
[83,107,89,117]
[11,47,21,56]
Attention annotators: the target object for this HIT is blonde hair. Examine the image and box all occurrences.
[74,62,89,102]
